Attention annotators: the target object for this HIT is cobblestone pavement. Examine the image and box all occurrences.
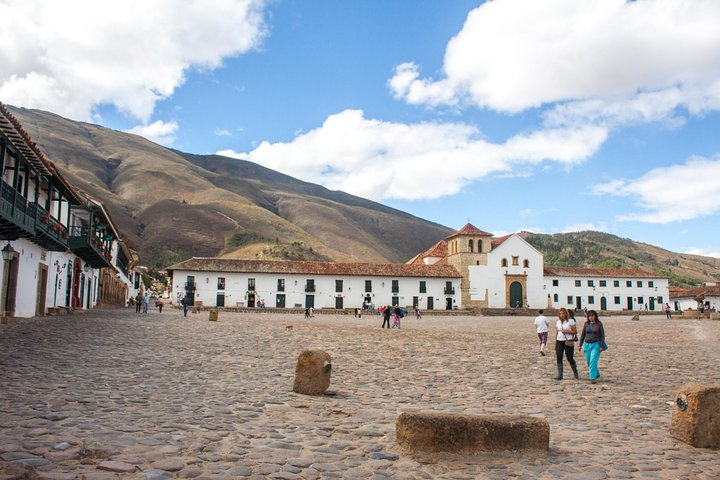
[1,307,719,479]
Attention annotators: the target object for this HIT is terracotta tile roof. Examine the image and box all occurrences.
[543,267,665,279]
[446,223,493,239]
[167,257,463,278]
[491,234,512,249]
[406,240,448,265]
[670,285,720,299]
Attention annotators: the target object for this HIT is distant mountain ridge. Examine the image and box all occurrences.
[6,106,719,287]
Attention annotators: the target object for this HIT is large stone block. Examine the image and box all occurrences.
[293,350,332,395]
[670,384,720,449]
[208,309,218,321]
[396,411,549,454]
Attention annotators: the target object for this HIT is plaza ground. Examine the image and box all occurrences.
[1,307,719,479]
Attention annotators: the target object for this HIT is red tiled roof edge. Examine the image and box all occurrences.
[543,267,665,278]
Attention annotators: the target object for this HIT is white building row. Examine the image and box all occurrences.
[1,102,137,320]
[168,258,462,310]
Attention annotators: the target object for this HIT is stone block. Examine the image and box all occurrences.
[631,314,640,321]
[208,309,218,321]
[396,411,549,454]
[670,384,720,449]
[293,350,332,395]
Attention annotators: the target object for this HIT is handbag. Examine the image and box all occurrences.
[601,340,608,351]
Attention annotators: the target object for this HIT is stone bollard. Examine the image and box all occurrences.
[209,309,218,321]
[293,350,332,395]
[670,384,720,449]
[631,314,640,321]
[396,411,549,454]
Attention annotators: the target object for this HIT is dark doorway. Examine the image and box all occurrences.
[445,298,452,310]
[627,297,633,310]
[37,264,48,316]
[575,296,582,310]
[216,293,225,307]
[305,295,315,309]
[509,281,523,308]
[649,297,655,310]
[335,296,343,309]
[426,296,434,310]
[247,293,255,308]
[600,297,607,311]
[276,294,285,308]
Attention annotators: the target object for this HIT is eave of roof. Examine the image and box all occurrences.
[543,267,665,279]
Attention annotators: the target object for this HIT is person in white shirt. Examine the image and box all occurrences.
[533,310,549,356]
[554,307,579,380]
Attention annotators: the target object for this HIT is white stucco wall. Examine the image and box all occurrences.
[171,270,460,310]
[545,276,670,311]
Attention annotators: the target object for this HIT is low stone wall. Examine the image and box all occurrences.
[396,411,549,454]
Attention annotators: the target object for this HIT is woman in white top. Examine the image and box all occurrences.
[554,307,579,380]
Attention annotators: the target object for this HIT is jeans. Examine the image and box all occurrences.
[183,305,189,317]
[555,340,577,369]
[583,341,601,380]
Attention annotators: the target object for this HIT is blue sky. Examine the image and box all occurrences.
[2,0,720,258]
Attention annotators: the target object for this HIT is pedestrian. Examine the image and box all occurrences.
[181,295,190,317]
[156,298,164,313]
[579,309,606,384]
[304,307,310,319]
[533,310,549,356]
[143,292,150,314]
[309,307,314,318]
[381,305,391,328]
[415,307,422,320]
[355,307,361,318]
[392,306,400,328]
[135,293,142,313]
[664,302,672,319]
[554,307,579,380]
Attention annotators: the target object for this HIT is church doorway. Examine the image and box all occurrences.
[509,282,523,308]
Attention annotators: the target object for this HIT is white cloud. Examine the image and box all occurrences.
[126,120,178,146]
[214,128,232,137]
[390,0,720,126]
[0,0,267,122]
[217,109,607,201]
[593,155,720,223]
[684,247,720,259]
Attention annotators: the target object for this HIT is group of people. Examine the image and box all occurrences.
[132,292,164,314]
[380,305,406,329]
[534,308,607,384]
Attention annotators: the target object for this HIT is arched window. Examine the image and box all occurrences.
[523,259,529,268]
[501,258,508,267]
[469,239,474,253]
[553,293,559,302]
[478,239,482,252]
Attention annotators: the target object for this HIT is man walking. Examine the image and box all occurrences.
[534,310,549,356]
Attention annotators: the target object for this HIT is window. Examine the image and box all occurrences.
[365,280,372,292]
[614,280,620,287]
[248,278,255,291]
[575,280,581,287]
[444,281,454,295]
[552,279,559,287]
[277,279,285,292]
[638,296,644,305]
[523,259,529,268]
[335,280,343,293]
[567,296,573,304]
[217,277,225,290]
[469,239,474,253]
[553,293,559,302]
[501,258,508,267]
[626,280,632,287]
[305,279,315,292]
[588,296,595,304]
[391,280,399,293]
[649,281,654,288]
[512,256,519,266]
[614,296,621,304]
[588,280,594,287]
[419,281,427,293]
[599,280,606,287]
[478,239,482,252]
[657,296,663,303]
[637,281,643,288]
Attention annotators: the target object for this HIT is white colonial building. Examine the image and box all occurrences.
[167,258,462,310]
[409,224,670,312]
[1,102,135,320]
[670,285,719,312]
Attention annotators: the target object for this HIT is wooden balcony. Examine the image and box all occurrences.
[68,225,112,268]
[0,181,35,240]
[29,204,68,251]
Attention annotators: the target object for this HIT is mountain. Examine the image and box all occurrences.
[7,106,453,268]
[6,106,719,287]
[521,231,720,288]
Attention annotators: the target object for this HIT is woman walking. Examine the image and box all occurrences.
[555,307,579,380]
[579,309,606,384]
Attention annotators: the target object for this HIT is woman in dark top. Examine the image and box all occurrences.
[579,309,606,384]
